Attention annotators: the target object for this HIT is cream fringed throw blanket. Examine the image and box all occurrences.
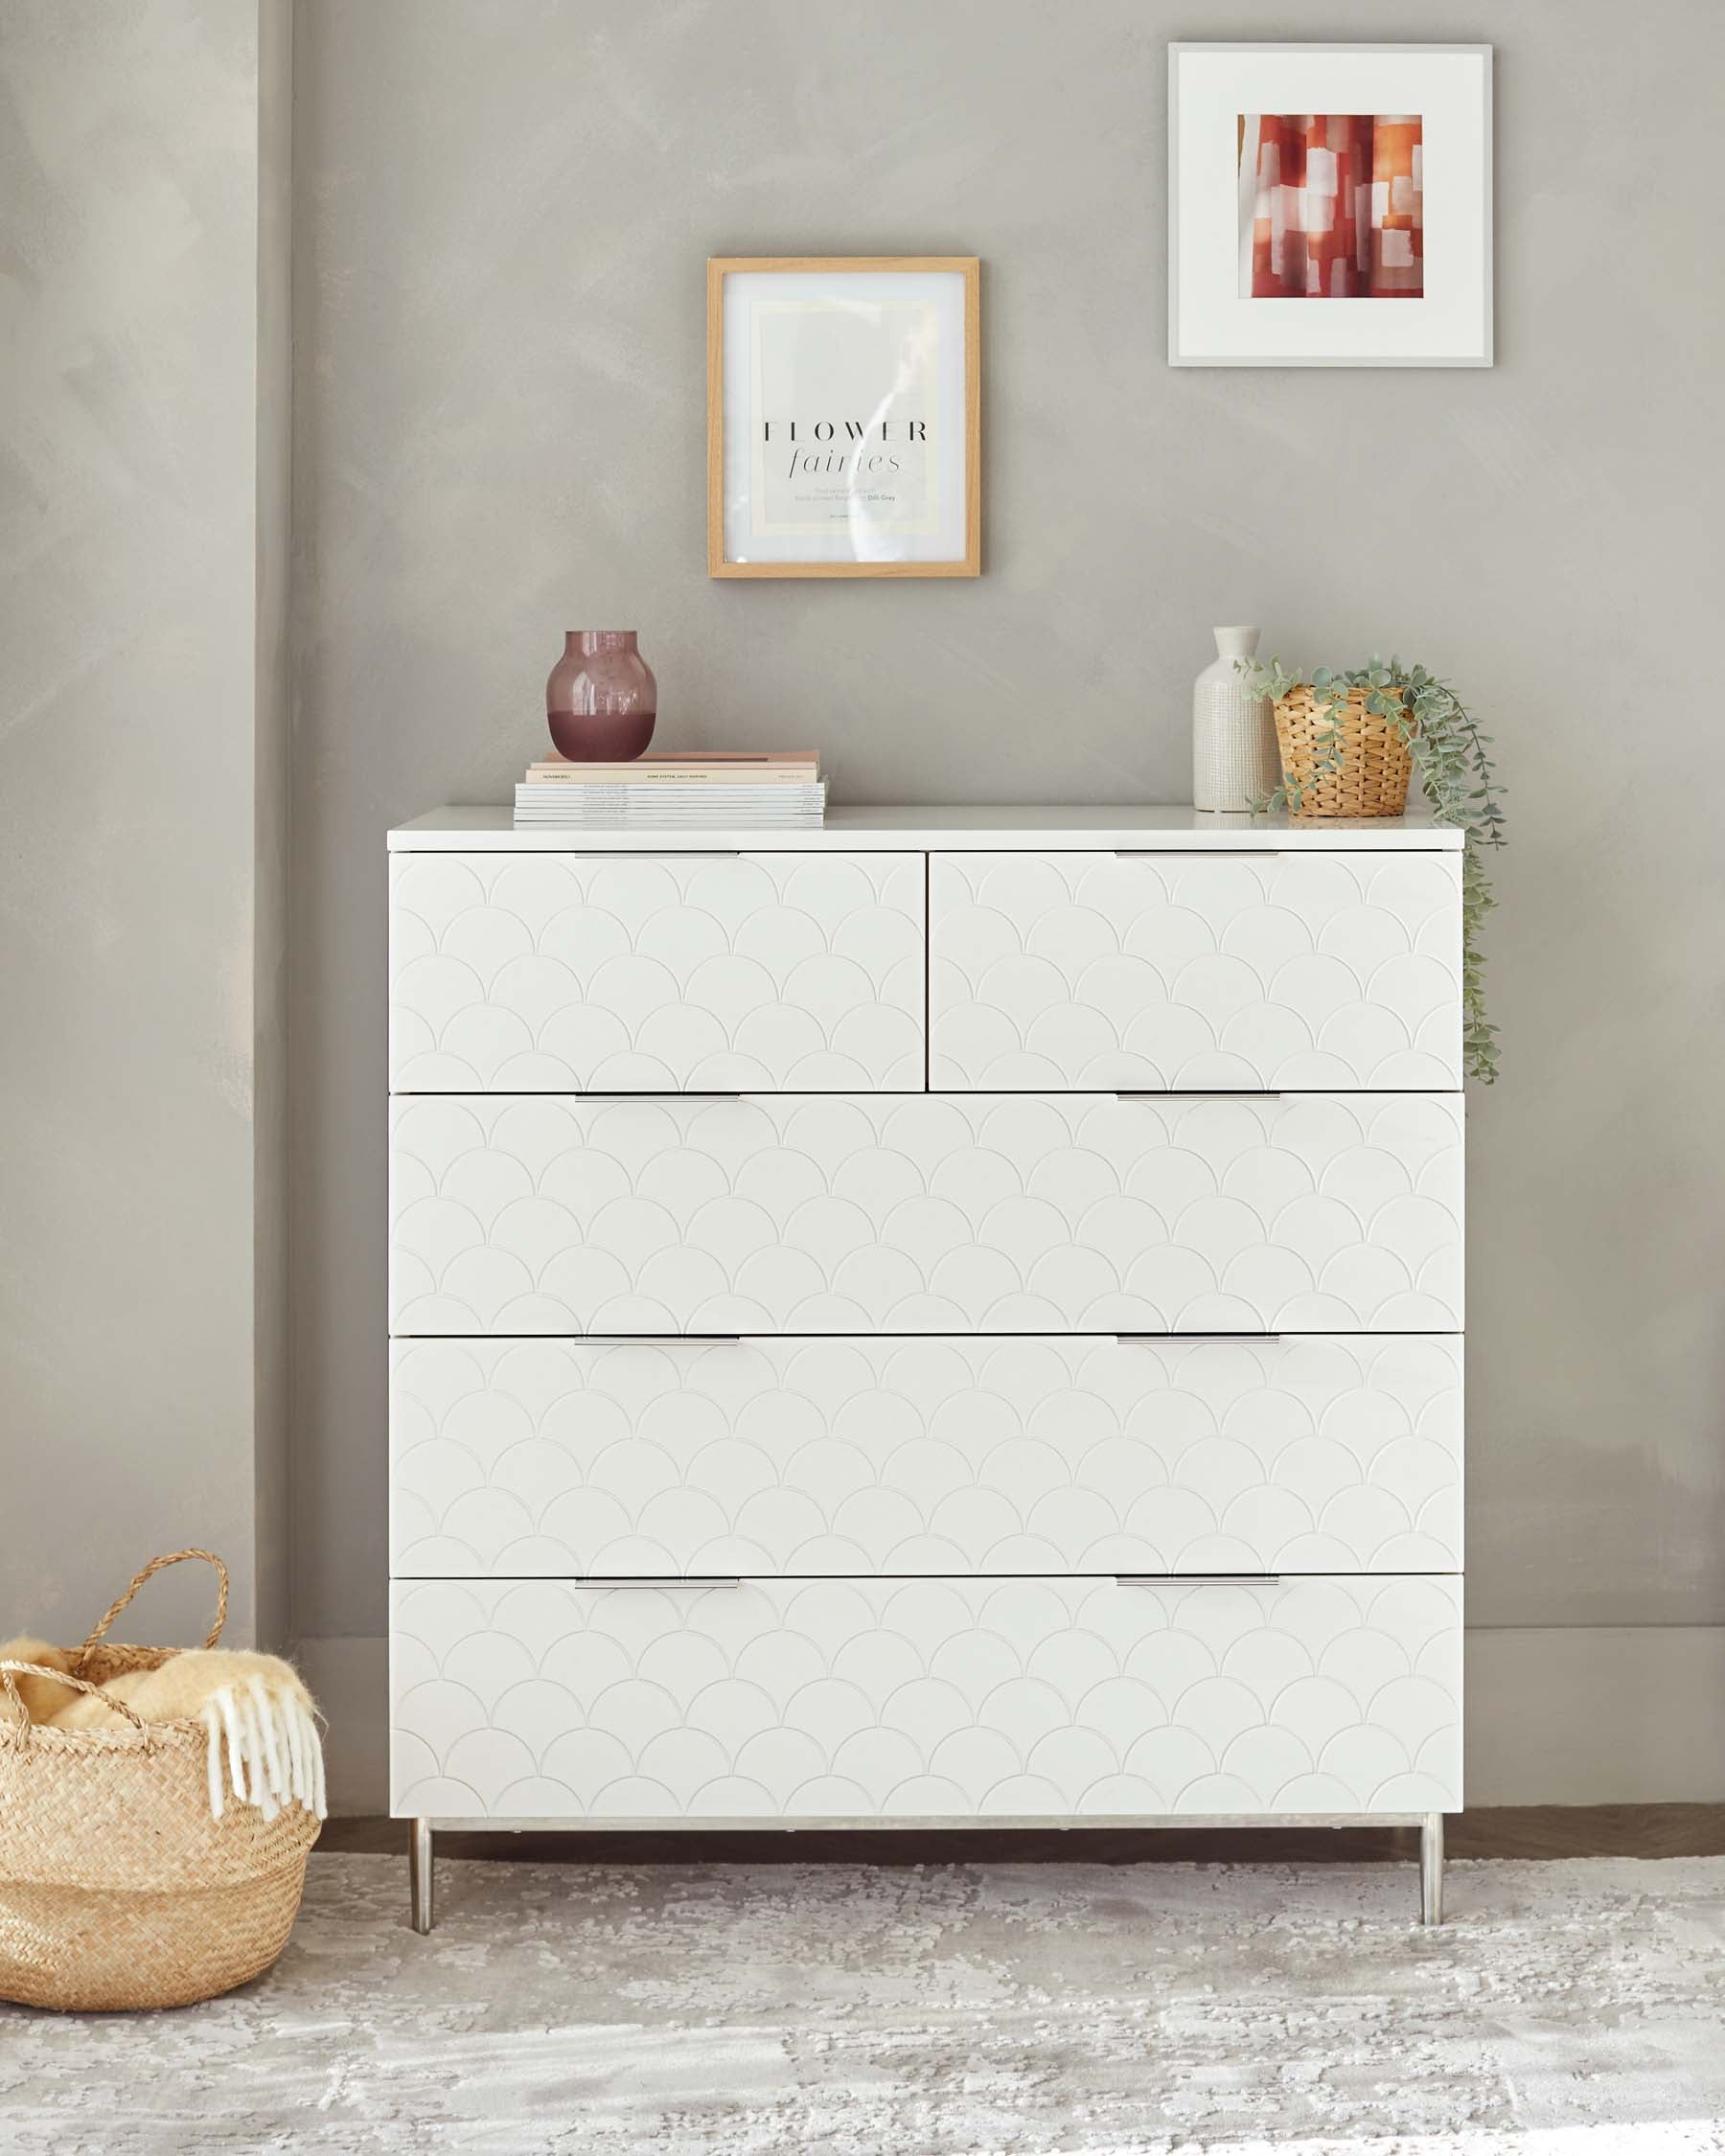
[0,1641,327,1823]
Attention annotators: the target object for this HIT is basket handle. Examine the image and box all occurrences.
[79,1548,230,1661]
[0,1662,151,1745]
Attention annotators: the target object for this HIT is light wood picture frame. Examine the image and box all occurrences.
[707,256,980,579]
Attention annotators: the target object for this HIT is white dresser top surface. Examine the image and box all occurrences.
[388,806,1463,852]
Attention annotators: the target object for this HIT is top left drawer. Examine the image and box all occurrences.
[389,853,927,1092]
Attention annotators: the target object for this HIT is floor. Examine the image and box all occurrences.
[4,1852,1724,2154]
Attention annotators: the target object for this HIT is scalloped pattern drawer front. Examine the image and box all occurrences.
[391,1335,1463,1578]
[390,1573,1462,1821]
[930,851,1461,1091]
[388,1092,1463,1336]
[389,852,926,1091]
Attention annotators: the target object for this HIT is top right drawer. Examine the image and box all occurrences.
[930,851,1461,1091]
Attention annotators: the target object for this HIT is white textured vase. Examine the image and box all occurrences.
[1192,626,1279,813]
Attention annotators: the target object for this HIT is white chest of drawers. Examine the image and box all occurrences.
[388,807,1465,1928]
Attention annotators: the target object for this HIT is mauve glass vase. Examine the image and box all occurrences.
[546,631,656,761]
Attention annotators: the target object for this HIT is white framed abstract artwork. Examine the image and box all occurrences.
[1169,43,1492,367]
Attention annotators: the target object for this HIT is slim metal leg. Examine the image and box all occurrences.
[409,1817,434,1934]
[1419,1811,1444,1927]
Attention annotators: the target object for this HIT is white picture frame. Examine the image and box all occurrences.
[1169,43,1493,368]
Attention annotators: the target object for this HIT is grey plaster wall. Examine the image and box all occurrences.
[0,0,288,1648]
[253,0,294,1651]
[283,0,1724,1793]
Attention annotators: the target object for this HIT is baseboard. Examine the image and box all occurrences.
[294,1623,1725,1818]
[318,1804,1725,1864]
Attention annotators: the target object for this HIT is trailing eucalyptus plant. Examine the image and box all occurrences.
[1238,655,1507,1084]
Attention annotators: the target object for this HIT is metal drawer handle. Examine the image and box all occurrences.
[1113,849,1287,860]
[1116,1573,1282,1587]
[1116,1333,1281,1345]
[572,1577,743,1592]
[1115,1090,1283,1103]
[574,1335,743,1345]
[577,1092,745,1102]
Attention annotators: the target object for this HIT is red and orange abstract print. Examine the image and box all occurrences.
[1240,115,1423,299]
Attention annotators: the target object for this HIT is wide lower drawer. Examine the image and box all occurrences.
[390,1574,1462,1820]
[931,849,1462,1090]
[389,851,925,1090]
[389,1092,1463,1335]
[391,1335,1463,1577]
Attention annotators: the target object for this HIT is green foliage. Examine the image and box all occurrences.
[1237,654,1506,1085]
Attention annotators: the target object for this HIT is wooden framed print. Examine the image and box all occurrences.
[707,256,980,578]
[1170,44,1492,367]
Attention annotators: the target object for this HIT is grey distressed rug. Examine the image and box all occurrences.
[3,1853,1724,2153]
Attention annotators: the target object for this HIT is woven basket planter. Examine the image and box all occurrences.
[0,1552,320,2012]
[1273,684,1414,818]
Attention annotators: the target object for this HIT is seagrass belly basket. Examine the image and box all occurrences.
[0,1552,321,2012]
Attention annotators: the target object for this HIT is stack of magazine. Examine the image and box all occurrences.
[514,750,825,828]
